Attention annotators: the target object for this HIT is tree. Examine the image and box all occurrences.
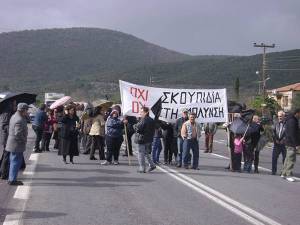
[292,93,300,110]
[249,96,281,117]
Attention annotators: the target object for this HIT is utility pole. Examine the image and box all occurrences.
[253,43,275,99]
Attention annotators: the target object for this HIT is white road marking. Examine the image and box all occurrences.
[210,152,300,181]
[3,152,40,225]
[159,165,282,225]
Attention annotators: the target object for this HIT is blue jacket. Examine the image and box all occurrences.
[106,117,124,138]
[32,109,47,128]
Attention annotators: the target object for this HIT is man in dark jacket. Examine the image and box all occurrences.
[134,106,156,173]
[272,111,287,175]
[32,104,47,153]
[281,108,300,182]
[0,100,16,179]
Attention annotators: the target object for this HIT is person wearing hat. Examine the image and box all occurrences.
[6,103,29,185]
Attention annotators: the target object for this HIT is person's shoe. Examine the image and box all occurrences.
[192,167,200,170]
[101,161,112,165]
[285,176,296,182]
[204,150,209,153]
[70,161,74,164]
[148,166,156,172]
[129,153,134,156]
[280,174,286,178]
[254,169,259,174]
[8,180,23,186]
[122,153,128,157]
[90,156,97,160]
[82,151,90,155]
[272,171,276,175]
[137,169,146,173]
[176,164,182,168]
[184,165,189,169]
[113,161,119,165]
[63,160,68,164]
[208,150,212,153]
[163,162,168,165]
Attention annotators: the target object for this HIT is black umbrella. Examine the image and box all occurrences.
[0,92,37,113]
[229,118,256,135]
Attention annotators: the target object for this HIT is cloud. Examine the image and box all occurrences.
[0,0,299,55]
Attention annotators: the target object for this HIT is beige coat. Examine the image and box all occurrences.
[89,114,105,136]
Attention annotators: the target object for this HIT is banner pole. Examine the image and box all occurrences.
[124,124,131,166]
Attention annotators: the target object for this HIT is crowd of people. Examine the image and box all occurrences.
[0,97,299,185]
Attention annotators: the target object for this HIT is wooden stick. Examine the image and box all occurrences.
[124,124,131,166]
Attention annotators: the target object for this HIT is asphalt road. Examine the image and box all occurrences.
[1,129,300,225]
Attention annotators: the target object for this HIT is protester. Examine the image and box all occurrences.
[161,122,177,165]
[58,105,79,164]
[123,115,137,157]
[175,109,189,167]
[102,109,125,165]
[181,112,203,170]
[251,115,264,173]
[89,106,106,160]
[134,106,156,173]
[152,124,163,164]
[233,134,244,172]
[52,106,63,150]
[32,103,47,153]
[6,103,29,185]
[272,111,286,175]
[281,108,300,182]
[81,115,93,155]
[0,100,16,180]
[41,109,56,152]
[204,122,217,153]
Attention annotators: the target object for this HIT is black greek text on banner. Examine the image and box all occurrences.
[119,80,228,123]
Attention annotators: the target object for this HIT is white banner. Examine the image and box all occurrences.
[119,80,228,123]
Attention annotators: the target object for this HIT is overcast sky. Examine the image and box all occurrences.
[0,0,299,55]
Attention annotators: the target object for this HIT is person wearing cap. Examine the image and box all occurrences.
[6,103,29,185]
[175,108,189,167]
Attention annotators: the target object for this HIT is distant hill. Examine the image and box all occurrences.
[0,28,299,101]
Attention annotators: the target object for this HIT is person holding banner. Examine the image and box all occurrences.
[133,106,156,173]
[181,112,203,170]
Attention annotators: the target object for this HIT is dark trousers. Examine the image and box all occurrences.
[272,143,287,174]
[124,132,134,155]
[183,139,199,169]
[232,152,242,171]
[205,133,214,152]
[32,125,43,151]
[164,137,178,164]
[105,136,123,162]
[243,144,254,172]
[0,150,10,179]
[90,135,105,160]
[41,132,52,151]
[63,155,73,162]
